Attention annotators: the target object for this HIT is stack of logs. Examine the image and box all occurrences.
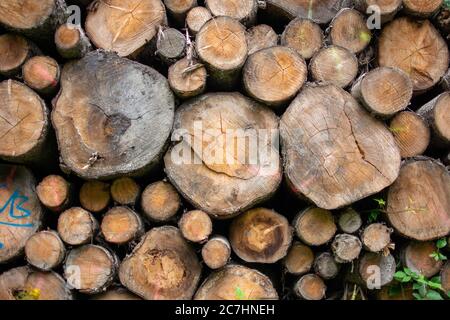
[0,0,449,301]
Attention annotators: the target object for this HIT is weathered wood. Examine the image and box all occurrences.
[361,223,393,253]
[119,226,201,300]
[25,230,65,271]
[280,84,401,210]
[0,34,39,77]
[156,28,186,65]
[57,207,98,246]
[52,51,175,180]
[55,23,92,59]
[293,207,336,246]
[314,252,340,280]
[36,175,72,212]
[283,242,314,275]
[337,207,362,234]
[247,24,278,56]
[141,181,180,222]
[110,177,140,206]
[206,0,258,26]
[358,253,396,288]
[201,236,231,269]
[354,0,402,24]
[100,207,144,245]
[281,18,323,60]
[294,274,326,300]
[79,180,110,213]
[401,241,443,277]
[331,234,362,263]
[186,6,212,35]
[179,210,212,243]
[168,57,207,99]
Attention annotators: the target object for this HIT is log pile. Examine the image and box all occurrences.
[0,0,449,301]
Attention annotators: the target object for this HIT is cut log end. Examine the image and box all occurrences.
[186,6,212,35]
[141,181,180,222]
[110,177,140,206]
[355,0,402,24]
[314,252,340,280]
[25,231,65,271]
[57,207,98,246]
[246,24,278,56]
[36,175,71,212]
[358,253,396,288]
[402,241,443,278]
[164,0,197,23]
[168,57,207,99]
[361,223,392,253]
[22,56,60,96]
[0,34,32,76]
[338,208,362,234]
[201,236,231,269]
[206,0,257,26]
[417,92,450,148]
[403,0,443,17]
[55,23,92,59]
[283,242,314,276]
[441,261,450,293]
[179,210,212,243]
[156,28,186,64]
[293,207,336,246]
[331,234,362,263]
[101,207,144,245]
[281,18,323,60]
[294,274,326,300]
[79,181,111,213]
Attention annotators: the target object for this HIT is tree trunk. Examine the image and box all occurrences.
[0,164,42,264]
[338,208,362,234]
[293,207,336,246]
[294,274,326,300]
[57,207,99,246]
[36,175,72,213]
[164,92,281,218]
[201,235,231,269]
[283,242,314,275]
[314,252,340,280]
[280,84,401,210]
[416,92,450,148]
[0,266,73,300]
[243,46,307,107]
[331,234,362,263]
[85,0,167,57]
[281,18,323,60]
[110,177,140,206]
[179,210,212,243]
[361,223,393,253]
[156,27,186,65]
[0,34,39,77]
[205,0,258,26]
[0,80,51,165]
[79,180,111,213]
[64,244,118,294]
[309,46,358,88]
[24,230,66,271]
[55,23,92,59]
[229,208,293,263]
[141,181,181,222]
[389,111,431,158]
[0,0,68,42]
[168,57,207,99]
[186,6,212,35]
[401,241,443,278]
[386,158,450,241]
[119,226,202,300]
[195,16,248,89]
[194,264,278,300]
[100,206,144,245]
[52,50,175,180]
[329,8,372,54]
[354,0,402,24]
[351,67,413,118]
[378,17,449,93]
[163,0,197,25]
[403,0,443,18]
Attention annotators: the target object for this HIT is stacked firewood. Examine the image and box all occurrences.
[0,0,449,301]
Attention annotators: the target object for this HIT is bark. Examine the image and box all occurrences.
[280,84,401,210]
[283,242,314,275]
[57,207,99,246]
[141,181,181,222]
[201,235,231,269]
[52,51,175,180]
[314,252,340,280]
[55,23,92,59]
[186,6,212,35]
[110,177,140,206]
[401,241,443,278]
[100,207,144,245]
[331,234,362,263]
[79,180,111,213]
[205,0,258,26]
[179,210,212,243]
[247,24,278,56]
[229,208,293,263]
[338,207,362,234]
[281,18,323,60]
[386,158,450,241]
[163,0,197,25]
[25,230,66,271]
[294,274,326,300]
[361,223,393,253]
[0,34,39,77]
[293,207,336,246]
[168,57,207,99]
[0,165,42,264]
[119,226,202,300]
[156,28,186,65]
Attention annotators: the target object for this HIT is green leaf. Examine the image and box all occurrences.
[418,285,427,298]
[404,268,413,276]
[447,291,450,298]
[373,198,386,208]
[394,271,406,281]
[368,210,379,223]
[388,285,401,297]
[412,283,422,290]
[436,238,447,249]
[402,276,411,283]
[438,253,447,261]
[412,293,423,300]
[430,252,439,261]
[234,286,245,300]
[425,290,444,300]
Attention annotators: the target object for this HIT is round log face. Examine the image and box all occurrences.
[164,92,281,218]
[281,18,324,59]
[378,17,449,92]
[23,56,59,92]
[404,241,443,278]
[359,253,396,287]
[52,51,174,180]
[0,0,55,29]
[403,0,443,15]
[85,0,167,57]
[0,165,42,263]
[0,34,29,74]
[55,24,81,49]
[330,9,371,54]
[387,159,450,241]
[25,231,65,270]
[434,93,450,142]
[247,24,278,56]
[206,0,257,22]
[280,85,401,210]
[294,274,326,300]
[186,6,212,34]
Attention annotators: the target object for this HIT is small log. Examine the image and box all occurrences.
[163,0,197,25]
[390,111,431,158]
[57,207,98,246]
[354,0,402,24]
[0,80,50,164]
[64,244,118,294]
[310,46,358,88]
[164,92,281,218]
[281,18,323,60]
[441,261,450,293]
[156,28,186,65]
[361,223,393,253]
[186,6,212,35]
[386,158,450,241]
[168,57,207,99]
[0,164,42,264]
[194,264,278,300]
[25,230,65,271]
[243,46,307,107]
[403,0,443,17]
[100,207,144,245]
[358,253,396,288]
[416,92,450,148]
[85,0,167,57]
[110,177,140,206]
[79,180,110,213]
[378,17,449,93]
[22,55,60,96]
[0,0,68,41]
[141,180,181,222]
[314,252,340,280]
[351,67,413,118]
[330,8,372,54]
[293,207,336,246]
[92,288,142,300]
[401,241,443,278]
[230,208,293,263]
[0,266,73,300]
[179,210,212,243]
[280,85,401,210]
[52,51,175,180]
[331,234,362,263]
[55,23,92,59]
[247,24,278,56]
[283,242,314,276]
[338,207,362,234]
[196,16,248,89]
[205,0,257,26]
[201,235,231,269]
[36,175,72,212]
[119,226,202,300]
[0,34,38,77]
[294,274,326,300]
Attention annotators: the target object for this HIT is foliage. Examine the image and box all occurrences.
[394,268,449,300]
[430,238,448,262]
[234,286,246,300]
[368,198,386,223]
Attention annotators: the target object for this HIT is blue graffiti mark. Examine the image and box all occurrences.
[0,242,3,249]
